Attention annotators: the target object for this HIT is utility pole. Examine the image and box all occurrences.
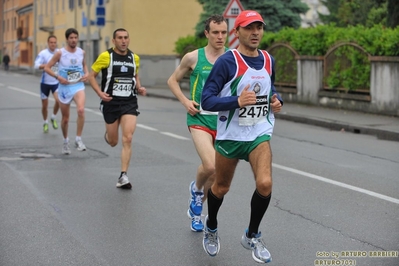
[1,0,4,61]
[32,0,37,74]
[86,0,92,67]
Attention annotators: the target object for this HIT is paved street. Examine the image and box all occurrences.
[0,71,398,266]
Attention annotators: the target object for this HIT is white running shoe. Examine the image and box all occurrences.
[62,142,71,155]
[75,139,86,151]
[116,173,132,189]
[241,229,272,263]
[202,216,220,256]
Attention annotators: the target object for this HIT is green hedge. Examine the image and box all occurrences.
[174,24,399,57]
[174,24,398,92]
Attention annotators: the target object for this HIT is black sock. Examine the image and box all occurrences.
[120,172,126,178]
[206,188,223,230]
[248,190,271,237]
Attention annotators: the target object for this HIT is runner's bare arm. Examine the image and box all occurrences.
[167,50,200,115]
[80,51,89,82]
[136,74,146,96]
[88,70,112,102]
[44,51,68,84]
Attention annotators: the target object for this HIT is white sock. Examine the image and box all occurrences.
[64,137,69,144]
[75,136,82,142]
[193,183,203,192]
[44,120,48,124]
[51,114,56,119]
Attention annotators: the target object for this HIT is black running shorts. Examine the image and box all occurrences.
[101,99,140,124]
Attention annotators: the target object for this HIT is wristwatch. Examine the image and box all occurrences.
[54,74,58,80]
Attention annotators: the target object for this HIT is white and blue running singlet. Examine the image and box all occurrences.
[57,47,85,104]
[34,48,59,85]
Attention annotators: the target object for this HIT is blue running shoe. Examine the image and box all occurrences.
[241,229,272,263]
[188,181,204,216]
[203,216,220,257]
[187,209,204,232]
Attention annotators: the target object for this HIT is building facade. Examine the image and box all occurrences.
[2,0,331,85]
[0,1,3,61]
[2,0,203,85]
[2,0,202,70]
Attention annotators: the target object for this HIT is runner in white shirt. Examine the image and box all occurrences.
[44,28,89,155]
[201,11,283,264]
[34,35,59,133]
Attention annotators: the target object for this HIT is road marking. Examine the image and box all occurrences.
[137,124,158,131]
[273,163,399,205]
[6,85,398,204]
[9,86,40,97]
[5,85,189,140]
[160,132,190,140]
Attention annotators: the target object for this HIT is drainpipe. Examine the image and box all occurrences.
[86,0,91,67]
[32,0,37,74]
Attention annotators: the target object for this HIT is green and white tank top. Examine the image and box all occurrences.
[186,48,219,130]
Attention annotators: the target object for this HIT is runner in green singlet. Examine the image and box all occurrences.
[167,14,228,232]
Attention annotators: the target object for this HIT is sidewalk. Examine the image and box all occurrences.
[146,85,399,142]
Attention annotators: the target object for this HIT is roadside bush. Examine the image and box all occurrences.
[174,24,399,56]
[173,25,398,92]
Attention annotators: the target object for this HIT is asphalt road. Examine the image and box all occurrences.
[0,71,398,266]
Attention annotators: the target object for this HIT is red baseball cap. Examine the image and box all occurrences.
[234,10,265,29]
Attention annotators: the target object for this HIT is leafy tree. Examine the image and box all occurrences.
[320,0,388,27]
[366,2,387,27]
[319,0,340,25]
[387,0,399,28]
[194,0,308,37]
[195,0,230,38]
[337,0,377,26]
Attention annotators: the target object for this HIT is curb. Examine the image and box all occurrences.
[274,114,399,142]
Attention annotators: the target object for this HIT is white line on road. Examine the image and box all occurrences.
[137,124,159,131]
[273,163,399,205]
[160,132,190,140]
[6,85,399,204]
[9,86,40,97]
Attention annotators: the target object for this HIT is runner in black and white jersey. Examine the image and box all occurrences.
[34,35,60,133]
[89,28,146,189]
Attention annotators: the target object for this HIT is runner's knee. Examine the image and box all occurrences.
[76,107,85,117]
[122,134,133,145]
[202,164,215,176]
[256,178,272,195]
[213,181,230,197]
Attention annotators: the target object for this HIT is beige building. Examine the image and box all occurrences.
[2,0,33,68]
[2,0,203,85]
[0,2,3,60]
[2,0,333,85]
